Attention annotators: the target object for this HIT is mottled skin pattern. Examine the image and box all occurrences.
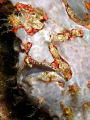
[8,3,48,35]
[9,3,84,81]
[9,0,90,120]
[62,0,90,29]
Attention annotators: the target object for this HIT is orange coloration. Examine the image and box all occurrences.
[29,33,34,36]
[0,0,4,3]
[49,43,72,81]
[85,1,90,12]
[63,107,73,119]
[51,60,59,68]
[13,29,17,33]
[71,29,83,38]
[11,18,18,24]
[82,103,89,108]
[38,98,44,105]
[53,44,58,49]
[43,13,48,20]
[26,42,32,53]
[27,42,32,49]
[87,81,90,88]
[22,42,32,54]
[79,30,83,37]
[85,25,90,29]
[69,84,80,95]
[64,69,72,81]
[9,3,48,35]
[24,55,34,65]
[15,3,34,12]
[62,0,90,30]
[58,82,65,87]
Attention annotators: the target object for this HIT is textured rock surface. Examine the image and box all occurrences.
[9,0,90,119]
